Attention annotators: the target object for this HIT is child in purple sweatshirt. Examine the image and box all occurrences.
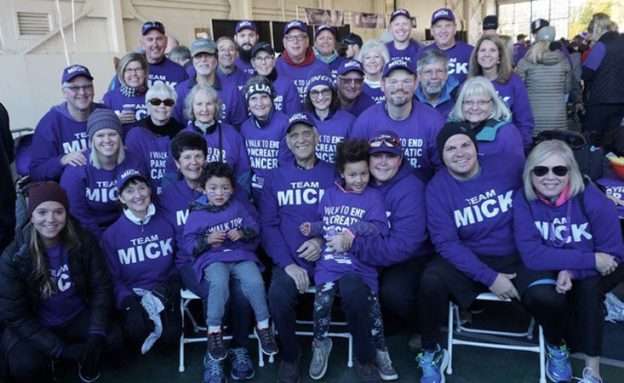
[181,162,277,363]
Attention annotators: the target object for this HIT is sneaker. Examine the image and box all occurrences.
[254,326,278,356]
[207,331,228,361]
[229,347,255,380]
[416,345,449,383]
[577,367,603,383]
[355,361,382,383]
[604,293,624,323]
[309,338,332,380]
[546,344,572,382]
[278,357,302,383]
[78,364,101,383]
[203,357,227,383]
[375,349,399,381]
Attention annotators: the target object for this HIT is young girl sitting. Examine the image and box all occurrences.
[300,139,389,382]
[182,162,278,364]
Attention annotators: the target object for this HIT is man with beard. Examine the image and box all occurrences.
[140,21,188,88]
[349,59,444,181]
[414,49,459,120]
[234,20,260,76]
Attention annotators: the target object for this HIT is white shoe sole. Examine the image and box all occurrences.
[309,340,333,380]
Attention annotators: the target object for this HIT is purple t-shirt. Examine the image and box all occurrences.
[362,83,385,105]
[147,57,188,89]
[102,88,148,136]
[583,42,606,71]
[217,66,250,92]
[596,175,624,217]
[420,41,473,84]
[309,110,355,163]
[275,56,330,103]
[273,74,304,116]
[340,94,376,117]
[386,40,422,64]
[235,57,255,76]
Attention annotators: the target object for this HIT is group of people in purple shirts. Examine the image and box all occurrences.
[1,6,624,383]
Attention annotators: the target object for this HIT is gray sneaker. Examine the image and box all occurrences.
[309,338,333,380]
[375,349,398,381]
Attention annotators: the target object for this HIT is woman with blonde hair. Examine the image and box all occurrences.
[357,39,390,105]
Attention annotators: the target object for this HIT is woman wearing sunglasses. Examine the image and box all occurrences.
[125,81,182,195]
[513,140,624,383]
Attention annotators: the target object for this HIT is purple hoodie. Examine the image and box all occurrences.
[492,73,535,149]
[275,56,330,103]
[311,183,388,292]
[259,160,335,274]
[102,88,148,136]
[349,100,445,179]
[596,175,624,217]
[147,57,188,88]
[101,208,177,308]
[181,197,260,280]
[59,152,145,238]
[473,119,525,170]
[29,103,107,181]
[352,163,430,267]
[309,110,355,163]
[386,40,422,64]
[426,157,523,287]
[420,41,473,84]
[513,184,624,280]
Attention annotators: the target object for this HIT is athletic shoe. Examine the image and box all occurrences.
[604,293,624,323]
[416,345,449,383]
[203,356,227,383]
[78,364,100,383]
[309,338,332,380]
[545,343,572,382]
[375,349,399,381]
[278,357,302,383]
[207,331,228,361]
[254,326,278,356]
[577,367,603,383]
[229,347,255,380]
[355,361,382,383]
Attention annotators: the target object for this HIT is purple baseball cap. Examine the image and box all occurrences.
[337,60,364,76]
[284,20,308,35]
[235,20,257,34]
[382,59,415,78]
[315,24,337,37]
[116,168,149,192]
[142,21,165,36]
[369,131,403,156]
[287,112,317,133]
[431,8,455,25]
[61,64,93,84]
[305,74,334,95]
[390,8,411,23]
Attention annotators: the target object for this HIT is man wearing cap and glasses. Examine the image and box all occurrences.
[174,38,247,128]
[385,8,422,64]
[140,21,188,88]
[234,20,260,76]
[336,60,375,117]
[275,20,331,103]
[350,59,445,181]
[30,65,106,181]
[313,25,346,78]
[419,8,473,85]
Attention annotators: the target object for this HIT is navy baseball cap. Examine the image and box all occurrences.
[251,42,275,58]
[341,33,363,47]
[390,8,411,23]
[116,169,149,192]
[382,59,415,78]
[431,8,455,25]
[531,18,550,34]
[142,21,165,35]
[284,20,308,35]
[337,60,364,76]
[61,64,93,84]
[287,112,316,133]
[369,131,403,156]
[315,24,337,37]
[483,15,499,31]
[235,20,257,34]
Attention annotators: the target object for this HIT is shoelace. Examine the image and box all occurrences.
[209,333,225,349]
[548,347,570,375]
[205,359,223,376]
[230,348,251,369]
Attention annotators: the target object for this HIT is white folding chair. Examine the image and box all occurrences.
[447,292,546,383]
[293,286,354,368]
[178,289,274,372]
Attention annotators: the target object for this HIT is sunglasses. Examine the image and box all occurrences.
[532,165,569,177]
[369,135,400,148]
[148,98,175,107]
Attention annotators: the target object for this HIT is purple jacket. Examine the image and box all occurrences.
[59,151,145,238]
[426,157,523,287]
[492,73,535,149]
[30,103,107,181]
[102,88,148,136]
[420,41,473,84]
[513,184,624,280]
[309,110,355,163]
[101,208,177,308]
[147,57,188,89]
[259,160,335,274]
[386,40,422,64]
[275,56,330,103]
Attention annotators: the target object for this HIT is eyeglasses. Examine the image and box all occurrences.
[309,88,332,98]
[148,98,175,107]
[532,165,569,177]
[284,34,308,42]
[462,99,492,107]
[339,77,364,85]
[369,135,401,148]
[253,55,274,62]
[64,84,93,93]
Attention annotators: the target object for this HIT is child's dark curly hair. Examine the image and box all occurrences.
[198,162,236,189]
[335,139,370,173]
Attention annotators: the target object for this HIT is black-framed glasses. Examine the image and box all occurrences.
[148,98,175,107]
[532,165,569,177]
[369,135,400,148]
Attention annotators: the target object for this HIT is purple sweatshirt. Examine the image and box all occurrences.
[309,110,355,163]
[362,82,385,105]
[235,57,255,76]
[275,56,330,103]
[259,160,335,274]
[311,183,388,292]
[473,119,525,170]
[158,179,201,231]
[174,76,247,127]
[101,207,177,308]
[181,197,260,280]
[273,74,304,116]
[30,103,107,181]
[217,66,250,92]
[420,41,473,84]
[102,88,148,136]
[59,152,145,238]
[340,94,376,117]
[426,157,523,287]
[492,73,535,149]
[352,163,430,267]
[147,57,188,88]
[596,175,624,217]
[349,100,445,179]
[513,184,624,280]
[386,40,422,64]
[38,245,86,328]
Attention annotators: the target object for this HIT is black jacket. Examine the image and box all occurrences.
[0,221,113,356]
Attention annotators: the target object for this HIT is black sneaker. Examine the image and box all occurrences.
[277,358,301,383]
[207,332,228,361]
[355,361,382,383]
[254,326,278,356]
[229,347,255,380]
[203,356,227,383]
